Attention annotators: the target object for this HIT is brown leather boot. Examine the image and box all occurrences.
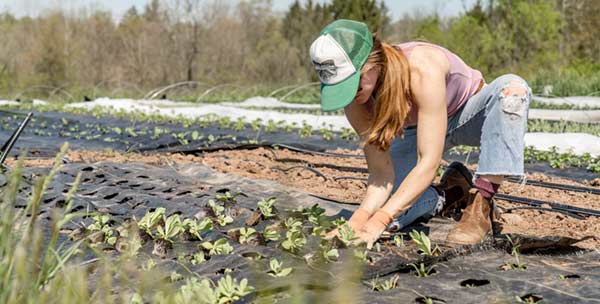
[435,162,473,216]
[446,189,492,245]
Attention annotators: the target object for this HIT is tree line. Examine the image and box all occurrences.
[0,0,597,98]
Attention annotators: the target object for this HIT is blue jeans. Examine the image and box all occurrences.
[387,74,531,232]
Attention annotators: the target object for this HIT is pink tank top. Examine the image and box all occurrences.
[395,42,483,126]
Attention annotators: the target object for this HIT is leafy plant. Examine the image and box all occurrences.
[175,278,218,304]
[298,121,312,137]
[409,230,441,256]
[156,214,183,242]
[409,262,437,277]
[208,200,233,226]
[282,217,303,232]
[338,223,357,246]
[320,247,339,263]
[368,275,400,291]
[137,207,166,234]
[191,251,206,265]
[182,218,213,240]
[238,227,257,244]
[281,230,306,253]
[214,275,254,303]
[202,238,233,255]
[262,226,280,242]
[501,235,528,271]
[267,258,293,277]
[87,214,116,245]
[257,197,277,218]
[393,234,405,247]
[216,192,241,204]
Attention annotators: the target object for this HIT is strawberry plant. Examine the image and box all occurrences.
[216,192,241,204]
[137,207,166,235]
[86,214,116,245]
[215,275,254,303]
[267,258,293,277]
[202,238,233,255]
[182,218,213,240]
[153,214,183,257]
[262,226,280,242]
[238,227,257,244]
[338,223,357,246]
[208,200,234,226]
[257,197,276,218]
[281,230,306,253]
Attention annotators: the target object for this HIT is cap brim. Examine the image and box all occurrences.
[320,71,360,112]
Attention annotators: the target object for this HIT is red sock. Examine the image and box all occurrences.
[474,177,500,199]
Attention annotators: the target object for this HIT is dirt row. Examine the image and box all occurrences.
[7,147,599,249]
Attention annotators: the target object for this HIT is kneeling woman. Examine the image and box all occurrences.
[310,20,530,247]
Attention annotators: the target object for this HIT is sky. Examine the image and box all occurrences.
[1,0,478,21]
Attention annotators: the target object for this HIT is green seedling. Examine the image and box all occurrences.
[321,247,339,263]
[281,230,306,253]
[393,234,405,247]
[175,278,218,304]
[409,262,437,277]
[208,200,234,226]
[238,227,257,244]
[353,249,369,262]
[268,258,293,277]
[156,214,183,243]
[257,197,277,218]
[87,214,116,245]
[216,192,241,204]
[501,235,528,271]
[265,119,278,133]
[191,251,206,265]
[250,118,262,131]
[368,275,400,291]
[282,217,303,232]
[170,271,184,282]
[191,130,202,141]
[233,117,246,131]
[262,226,280,242]
[338,223,357,246]
[137,207,166,234]
[215,275,254,303]
[202,238,233,255]
[298,121,312,137]
[409,230,441,256]
[182,218,213,240]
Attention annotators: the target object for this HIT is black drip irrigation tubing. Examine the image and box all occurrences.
[505,176,600,195]
[494,193,600,217]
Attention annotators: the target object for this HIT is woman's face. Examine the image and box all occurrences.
[352,66,381,105]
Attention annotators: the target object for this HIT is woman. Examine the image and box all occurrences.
[310,19,530,248]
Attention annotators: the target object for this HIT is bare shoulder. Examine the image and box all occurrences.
[407,45,449,77]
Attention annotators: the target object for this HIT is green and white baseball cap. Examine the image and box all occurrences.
[310,19,373,111]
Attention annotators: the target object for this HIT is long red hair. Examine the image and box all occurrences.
[362,36,412,151]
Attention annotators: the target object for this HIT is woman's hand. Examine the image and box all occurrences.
[353,210,394,249]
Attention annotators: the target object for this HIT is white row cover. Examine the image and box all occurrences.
[60,98,599,156]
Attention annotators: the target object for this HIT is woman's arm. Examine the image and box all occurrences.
[379,46,449,218]
[344,100,395,215]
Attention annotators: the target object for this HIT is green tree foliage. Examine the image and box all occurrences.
[0,0,596,97]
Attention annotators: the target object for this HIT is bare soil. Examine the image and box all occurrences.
[7,147,599,249]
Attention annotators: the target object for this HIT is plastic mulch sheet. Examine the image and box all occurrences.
[5,161,598,303]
